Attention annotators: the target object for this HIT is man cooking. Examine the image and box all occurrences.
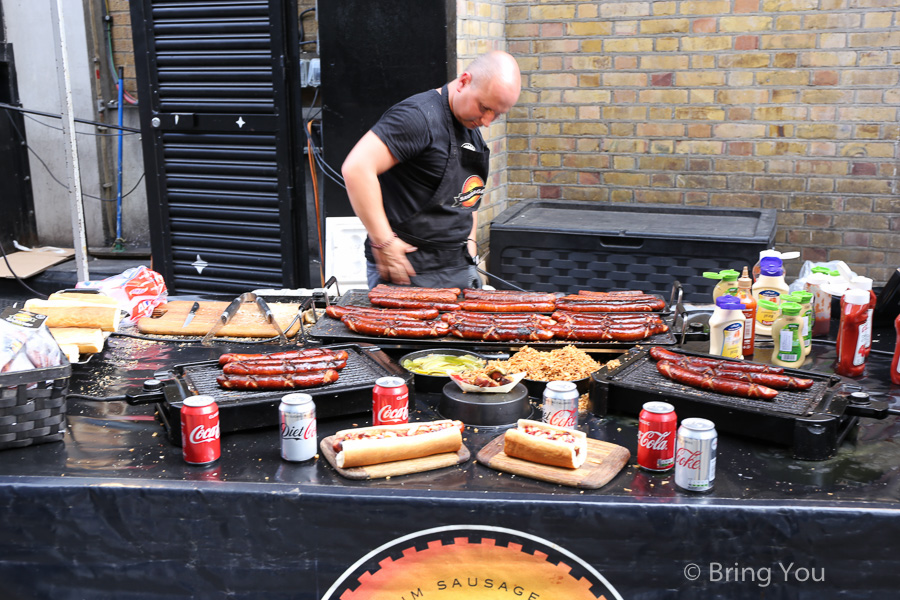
[341,50,522,290]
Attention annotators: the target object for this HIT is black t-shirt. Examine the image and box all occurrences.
[371,89,486,226]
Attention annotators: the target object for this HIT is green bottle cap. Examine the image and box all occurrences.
[793,290,813,304]
[780,302,802,316]
[703,269,741,281]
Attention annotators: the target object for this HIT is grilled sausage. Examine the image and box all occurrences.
[550,323,656,341]
[222,358,347,376]
[324,305,440,320]
[670,361,814,391]
[441,312,557,327]
[368,296,461,311]
[341,315,451,338]
[554,300,662,313]
[648,347,784,374]
[577,290,644,296]
[656,360,778,400]
[461,289,558,303]
[448,321,555,341]
[456,300,556,313]
[368,285,459,303]
[217,369,339,390]
[371,284,461,296]
[218,348,334,366]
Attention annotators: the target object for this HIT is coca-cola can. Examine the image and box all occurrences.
[279,393,317,462]
[181,395,221,465]
[542,381,579,429]
[674,417,718,493]
[637,401,677,472]
[372,377,409,425]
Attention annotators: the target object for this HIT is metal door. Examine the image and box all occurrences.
[130,0,308,294]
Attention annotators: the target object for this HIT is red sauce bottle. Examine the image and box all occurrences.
[892,313,900,386]
[835,289,870,378]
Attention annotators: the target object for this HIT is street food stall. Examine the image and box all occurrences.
[0,279,898,599]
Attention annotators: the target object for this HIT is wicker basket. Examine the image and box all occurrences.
[0,359,70,451]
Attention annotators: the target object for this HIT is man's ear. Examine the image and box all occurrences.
[458,71,473,89]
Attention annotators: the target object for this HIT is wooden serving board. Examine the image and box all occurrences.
[476,434,630,489]
[137,300,302,337]
[319,435,471,480]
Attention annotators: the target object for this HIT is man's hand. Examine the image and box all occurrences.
[373,238,418,284]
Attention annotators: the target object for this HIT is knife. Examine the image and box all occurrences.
[181,301,200,329]
[201,293,251,346]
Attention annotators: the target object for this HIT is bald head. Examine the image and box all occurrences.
[449,51,522,129]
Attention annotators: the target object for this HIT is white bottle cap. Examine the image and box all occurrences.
[758,249,800,261]
[843,289,870,305]
[850,276,873,291]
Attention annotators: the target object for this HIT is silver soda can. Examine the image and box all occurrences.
[674,417,717,493]
[542,381,579,429]
[279,393,317,462]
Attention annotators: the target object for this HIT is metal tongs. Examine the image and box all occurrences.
[201,292,288,346]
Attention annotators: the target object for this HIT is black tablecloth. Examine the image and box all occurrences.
[1,324,899,599]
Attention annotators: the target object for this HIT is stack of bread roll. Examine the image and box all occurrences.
[24,292,120,362]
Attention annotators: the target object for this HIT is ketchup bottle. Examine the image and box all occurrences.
[891,313,900,386]
[835,289,871,378]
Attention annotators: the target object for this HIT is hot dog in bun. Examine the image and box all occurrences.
[503,419,587,469]
[333,420,464,468]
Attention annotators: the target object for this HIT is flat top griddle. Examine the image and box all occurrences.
[305,289,676,351]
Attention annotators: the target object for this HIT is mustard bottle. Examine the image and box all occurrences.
[708,294,746,359]
[703,269,741,300]
[761,300,805,368]
[751,256,790,336]
[792,290,814,358]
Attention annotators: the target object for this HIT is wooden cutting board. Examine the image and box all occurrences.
[137,300,302,337]
[476,434,630,489]
[319,435,471,480]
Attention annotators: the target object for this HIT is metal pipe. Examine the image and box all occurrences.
[115,66,124,251]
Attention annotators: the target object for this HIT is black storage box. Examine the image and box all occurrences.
[488,201,777,303]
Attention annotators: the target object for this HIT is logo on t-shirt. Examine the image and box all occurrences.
[453,175,485,208]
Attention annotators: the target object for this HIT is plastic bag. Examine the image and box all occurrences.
[0,308,62,373]
[789,260,857,296]
[76,266,167,324]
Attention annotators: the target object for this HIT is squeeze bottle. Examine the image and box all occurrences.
[848,276,877,359]
[703,269,740,300]
[752,256,789,336]
[761,300,805,368]
[734,266,756,357]
[835,289,871,378]
[792,290,814,358]
[708,294,746,359]
[891,313,900,386]
[806,267,832,337]
[752,249,800,281]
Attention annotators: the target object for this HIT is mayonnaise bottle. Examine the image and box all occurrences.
[792,290,814,358]
[752,256,790,336]
[703,269,740,300]
[761,299,806,368]
[752,249,800,281]
[708,294,746,359]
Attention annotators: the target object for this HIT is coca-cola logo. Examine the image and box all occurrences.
[282,420,317,441]
[546,410,575,428]
[638,430,671,451]
[378,404,409,423]
[676,447,702,469]
[189,423,220,444]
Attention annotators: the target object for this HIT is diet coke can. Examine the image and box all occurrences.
[279,393,317,462]
[181,395,221,465]
[542,381,579,429]
[674,417,717,493]
[372,377,409,425]
[637,401,677,472]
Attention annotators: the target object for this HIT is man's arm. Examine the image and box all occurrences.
[341,131,418,284]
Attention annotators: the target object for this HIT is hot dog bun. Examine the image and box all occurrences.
[335,421,463,468]
[503,419,587,469]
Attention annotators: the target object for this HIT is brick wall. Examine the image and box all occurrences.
[107,0,135,93]
[504,0,900,284]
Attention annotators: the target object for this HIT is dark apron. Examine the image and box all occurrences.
[392,85,490,274]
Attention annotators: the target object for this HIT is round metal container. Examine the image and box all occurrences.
[399,348,490,394]
[438,382,531,427]
[522,376,589,399]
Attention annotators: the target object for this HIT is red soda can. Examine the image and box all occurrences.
[542,381,579,429]
[181,395,221,465]
[637,401,677,471]
[372,377,409,425]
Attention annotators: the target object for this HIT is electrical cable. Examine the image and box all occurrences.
[23,112,140,136]
[0,102,140,133]
[67,393,128,402]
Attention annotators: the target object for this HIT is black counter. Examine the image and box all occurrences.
[1,326,899,599]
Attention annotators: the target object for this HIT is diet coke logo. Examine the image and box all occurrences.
[546,409,575,428]
[378,404,409,423]
[676,447,702,469]
[638,430,672,451]
[189,423,220,445]
[282,420,317,441]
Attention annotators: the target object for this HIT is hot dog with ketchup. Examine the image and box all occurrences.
[332,420,464,468]
[503,419,587,469]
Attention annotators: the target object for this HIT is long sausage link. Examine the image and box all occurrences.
[656,360,778,400]
[217,369,340,390]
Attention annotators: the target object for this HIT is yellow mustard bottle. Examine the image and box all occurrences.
[752,256,789,336]
[792,290,814,358]
[762,300,806,368]
[703,269,741,300]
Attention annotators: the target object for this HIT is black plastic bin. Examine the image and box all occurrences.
[488,201,777,303]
